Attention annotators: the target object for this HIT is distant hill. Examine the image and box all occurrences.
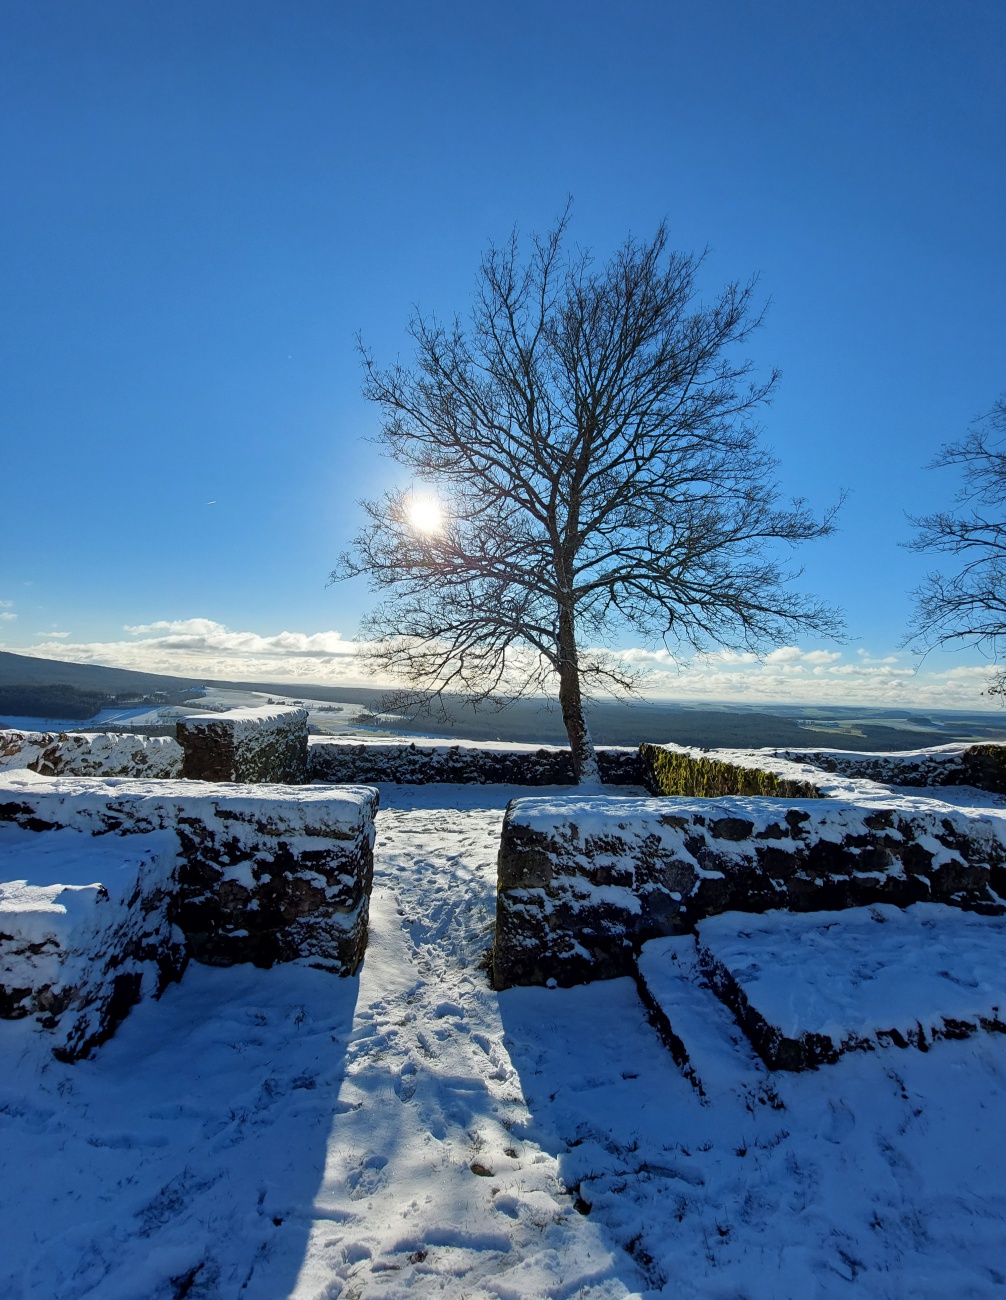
[3,649,1006,751]
[0,651,204,696]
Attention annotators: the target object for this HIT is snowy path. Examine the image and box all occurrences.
[290,784,633,1299]
[2,783,1006,1298]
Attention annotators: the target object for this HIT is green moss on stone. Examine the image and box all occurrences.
[640,743,822,799]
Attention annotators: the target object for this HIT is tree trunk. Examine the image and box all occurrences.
[556,605,601,785]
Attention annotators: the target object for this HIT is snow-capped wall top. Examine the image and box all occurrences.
[642,742,890,801]
[503,788,1006,842]
[307,735,638,754]
[0,729,182,778]
[696,902,1006,1049]
[0,770,378,839]
[177,704,308,733]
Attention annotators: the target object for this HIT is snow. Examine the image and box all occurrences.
[0,729,183,778]
[0,708,162,732]
[635,935,771,1100]
[0,827,174,1003]
[178,703,306,729]
[696,903,1006,1048]
[0,823,173,912]
[310,734,637,755]
[3,782,1006,1295]
[0,768,375,839]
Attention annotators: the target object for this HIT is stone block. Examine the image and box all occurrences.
[493,793,1006,989]
[0,771,378,976]
[177,705,308,783]
[0,825,186,1061]
[695,904,1006,1070]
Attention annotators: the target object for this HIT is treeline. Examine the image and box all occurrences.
[0,683,110,720]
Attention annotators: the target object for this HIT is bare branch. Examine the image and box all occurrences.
[903,398,1006,697]
[336,212,842,777]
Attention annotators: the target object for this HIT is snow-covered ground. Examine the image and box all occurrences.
[3,782,1006,1297]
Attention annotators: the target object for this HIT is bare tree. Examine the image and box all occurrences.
[905,396,1006,696]
[334,214,842,781]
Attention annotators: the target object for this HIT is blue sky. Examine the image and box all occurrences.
[2,0,1004,706]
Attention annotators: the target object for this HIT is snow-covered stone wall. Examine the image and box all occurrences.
[177,705,309,783]
[0,771,378,974]
[493,793,1006,989]
[774,742,1006,791]
[640,740,1006,798]
[0,728,183,778]
[695,904,1006,1070]
[307,737,644,786]
[0,825,187,1061]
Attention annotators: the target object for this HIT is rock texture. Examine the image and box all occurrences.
[307,738,644,786]
[0,828,187,1061]
[772,742,1006,792]
[0,771,378,977]
[177,706,309,783]
[0,729,183,778]
[493,793,1006,989]
[640,743,822,799]
[639,740,1006,799]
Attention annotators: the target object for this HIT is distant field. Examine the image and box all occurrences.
[355,697,1006,751]
[3,650,1006,752]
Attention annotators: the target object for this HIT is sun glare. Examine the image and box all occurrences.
[407,496,444,535]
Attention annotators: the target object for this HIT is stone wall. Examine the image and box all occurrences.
[0,828,186,1061]
[307,738,645,786]
[177,705,308,783]
[0,728,183,778]
[638,741,1006,799]
[492,793,1006,989]
[0,771,378,974]
[773,742,1006,791]
[640,743,823,799]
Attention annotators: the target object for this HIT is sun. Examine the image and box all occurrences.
[407,496,444,535]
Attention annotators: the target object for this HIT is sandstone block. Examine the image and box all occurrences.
[177,706,308,783]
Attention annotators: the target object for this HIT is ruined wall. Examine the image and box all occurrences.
[773,742,1006,791]
[0,828,186,1061]
[0,771,378,975]
[640,743,823,799]
[307,738,645,786]
[493,793,1006,989]
[177,706,308,783]
[0,729,183,778]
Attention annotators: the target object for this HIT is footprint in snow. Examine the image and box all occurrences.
[395,1060,418,1102]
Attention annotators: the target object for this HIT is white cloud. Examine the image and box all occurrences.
[764,646,803,664]
[764,646,842,666]
[0,612,15,622]
[0,600,13,608]
[603,642,1003,709]
[7,619,367,685]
